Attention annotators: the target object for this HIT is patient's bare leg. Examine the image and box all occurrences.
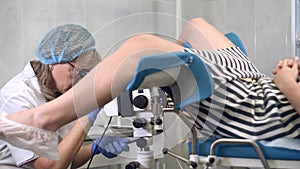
[177,18,234,50]
[6,34,184,131]
[6,18,233,131]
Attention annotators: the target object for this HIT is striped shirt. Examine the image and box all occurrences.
[182,47,300,141]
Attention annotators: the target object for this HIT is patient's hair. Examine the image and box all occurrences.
[31,50,101,102]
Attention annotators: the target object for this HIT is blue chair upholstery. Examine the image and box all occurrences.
[125,32,246,110]
[125,51,214,110]
[224,32,247,56]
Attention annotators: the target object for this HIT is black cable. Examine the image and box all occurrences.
[86,116,113,169]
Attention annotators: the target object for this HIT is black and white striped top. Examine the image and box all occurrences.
[182,47,300,141]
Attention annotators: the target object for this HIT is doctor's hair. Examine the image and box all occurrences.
[31,49,101,102]
[72,49,101,72]
[31,60,59,101]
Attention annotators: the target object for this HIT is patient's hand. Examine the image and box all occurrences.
[273,56,299,89]
[273,56,300,115]
[272,56,300,76]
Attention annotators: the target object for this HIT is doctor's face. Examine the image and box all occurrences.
[50,62,76,93]
[50,51,99,94]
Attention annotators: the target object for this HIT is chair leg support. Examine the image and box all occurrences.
[163,108,199,168]
[162,148,198,168]
[210,138,270,169]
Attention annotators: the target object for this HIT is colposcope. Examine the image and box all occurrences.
[103,51,213,169]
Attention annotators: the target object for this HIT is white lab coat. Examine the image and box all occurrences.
[0,63,71,168]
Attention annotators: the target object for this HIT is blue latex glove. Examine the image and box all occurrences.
[86,108,101,124]
[91,135,130,158]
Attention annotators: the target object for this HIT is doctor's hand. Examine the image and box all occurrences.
[91,135,130,158]
[86,108,101,125]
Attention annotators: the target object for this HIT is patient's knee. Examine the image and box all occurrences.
[188,18,209,27]
[120,34,180,54]
[124,34,158,47]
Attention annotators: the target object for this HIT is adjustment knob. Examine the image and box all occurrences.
[133,95,148,109]
[156,118,163,125]
[162,148,168,154]
[126,161,140,169]
[136,138,148,148]
[190,161,198,168]
[133,118,147,128]
[150,118,163,125]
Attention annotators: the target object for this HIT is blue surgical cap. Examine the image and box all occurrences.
[35,24,96,65]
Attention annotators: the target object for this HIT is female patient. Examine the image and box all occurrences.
[1,18,300,158]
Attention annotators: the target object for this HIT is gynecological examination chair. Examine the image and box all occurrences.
[101,32,300,169]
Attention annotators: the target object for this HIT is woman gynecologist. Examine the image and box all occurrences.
[0,24,129,169]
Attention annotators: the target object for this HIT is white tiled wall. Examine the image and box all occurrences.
[182,0,294,76]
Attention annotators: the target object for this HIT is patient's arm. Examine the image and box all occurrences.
[273,56,300,114]
[176,18,234,50]
[285,82,300,114]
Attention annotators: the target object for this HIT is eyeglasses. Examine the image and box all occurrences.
[67,62,89,83]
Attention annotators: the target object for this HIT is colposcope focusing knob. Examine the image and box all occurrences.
[136,138,148,148]
[133,95,148,109]
[133,118,147,128]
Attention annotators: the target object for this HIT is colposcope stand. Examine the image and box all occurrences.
[104,86,199,169]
